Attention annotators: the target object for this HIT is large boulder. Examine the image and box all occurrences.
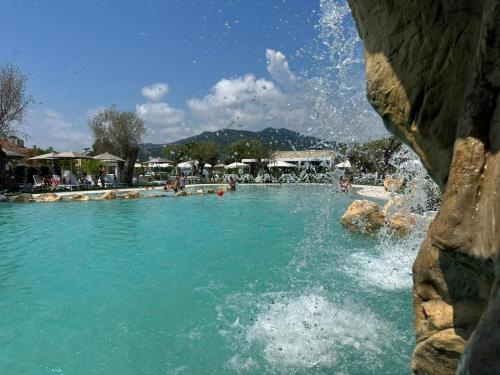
[123,191,140,199]
[383,177,403,193]
[0,194,7,202]
[34,193,61,203]
[10,193,33,203]
[347,1,500,372]
[71,194,90,201]
[340,199,385,233]
[101,190,117,200]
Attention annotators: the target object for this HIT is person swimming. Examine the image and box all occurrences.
[229,176,236,191]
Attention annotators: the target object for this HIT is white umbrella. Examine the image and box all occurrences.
[203,163,212,168]
[214,164,226,169]
[55,151,92,159]
[225,162,249,169]
[93,152,125,162]
[336,160,351,169]
[147,157,173,165]
[134,162,143,168]
[29,152,60,160]
[177,161,195,169]
[268,160,296,168]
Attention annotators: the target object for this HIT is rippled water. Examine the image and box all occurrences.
[0,185,416,374]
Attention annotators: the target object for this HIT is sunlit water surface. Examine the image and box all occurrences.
[0,185,416,374]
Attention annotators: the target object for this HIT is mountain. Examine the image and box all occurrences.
[139,128,333,159]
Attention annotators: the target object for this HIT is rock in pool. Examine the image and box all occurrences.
[341,199,385,233]
[35,193,62,203]
[101,190,117,200]
[71,194,90,201]
[10,193,34,203]
[123,191,141,199]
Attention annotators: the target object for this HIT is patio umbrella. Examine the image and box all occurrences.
[335,160,351,169]
[28,151,60,160]
[93,152,125,163]
[268,160,296,168]
[225,162,249,169]
[53,151,93,178]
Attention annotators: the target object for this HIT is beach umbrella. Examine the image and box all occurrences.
[203,163,212,168]
[214,164,226,169]
[53,151,93,177]
[335,160,351,169]
[177,160,195,169]
[146,157,173,165]
[55,151,92,159]
[93,152,125,163]
[225,162,249,169]
[29,151,60,160]
[268,160,296,168]
[134,162,143,168]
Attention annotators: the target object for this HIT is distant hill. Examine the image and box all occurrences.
[139,127,333,160]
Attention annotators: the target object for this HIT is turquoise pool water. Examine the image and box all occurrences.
[0,185,416,374]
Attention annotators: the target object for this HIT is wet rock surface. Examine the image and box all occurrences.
[34,193,62,203]
[341,199,384,233]
[10,193,34,203]
[347,0,500,372]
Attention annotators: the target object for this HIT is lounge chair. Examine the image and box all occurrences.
[32,175,45,191]
[59,171,81,191]
[104,174,126,188]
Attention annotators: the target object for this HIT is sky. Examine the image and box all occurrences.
[0,0,387,151]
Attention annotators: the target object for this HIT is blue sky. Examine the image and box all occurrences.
[1,0,385,150]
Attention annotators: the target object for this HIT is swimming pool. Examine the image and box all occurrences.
[0,185,416,374]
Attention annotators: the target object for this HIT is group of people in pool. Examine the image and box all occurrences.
[164,176,237,192]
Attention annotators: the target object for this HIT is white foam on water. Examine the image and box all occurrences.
[218,289,396,372]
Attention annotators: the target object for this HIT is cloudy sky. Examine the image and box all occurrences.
[1,0,386,151]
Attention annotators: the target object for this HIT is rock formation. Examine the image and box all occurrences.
[341,199,385,232]
[100,190,117,200]
[347,0,500,373]
[10,193,33,203]
[71,194,90,201]
[34,193,61,203]
[122,191,140,199]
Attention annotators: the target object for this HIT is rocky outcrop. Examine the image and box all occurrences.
[341,199,385,232]
[100,190,117,200]
[122,191,140,199]
[34,193,61,203]
[383,177,403,193]
[71,194,90,201]
[10,193,33,203]
[347,0,500,373]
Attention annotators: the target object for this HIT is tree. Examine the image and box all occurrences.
[0,63,33,190]
[222,139,271,163]
[88,107,146,186]
[223,139,271,173]
[165,140,219,177]
[346,137,402,177]
[0,63,33,138]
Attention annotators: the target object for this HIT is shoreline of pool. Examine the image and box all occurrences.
[27,183,389,200]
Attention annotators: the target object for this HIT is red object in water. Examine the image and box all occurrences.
[217,190,224,196]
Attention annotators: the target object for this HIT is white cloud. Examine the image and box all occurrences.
[25,109,91,151]
[186,74,312,133]
[141,83,169,102]
[135,102,190,142]
[265,49,297,88]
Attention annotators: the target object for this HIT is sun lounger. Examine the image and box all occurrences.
[32,175,45,191]
[59,171,81,191]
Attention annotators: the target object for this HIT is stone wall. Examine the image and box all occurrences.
[347,0,500,373]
